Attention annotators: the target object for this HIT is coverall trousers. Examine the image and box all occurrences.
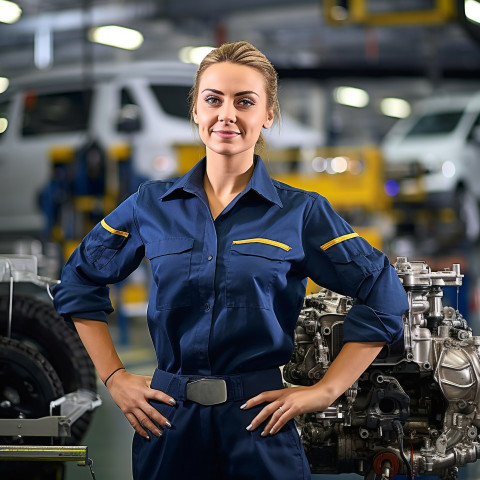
[132,368,311,480]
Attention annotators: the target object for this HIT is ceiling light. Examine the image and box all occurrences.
[179,46,215,65]
[0,0,22,24]
[312,156,327,173]
[331,156,348,173]
[333,86,369,108]
[465,0,480,24]
[380,97,411,118]
[0,118,8,134]
[89,26,144,50]
[0,77,9,94]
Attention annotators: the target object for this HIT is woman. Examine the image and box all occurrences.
[52,41,408,479]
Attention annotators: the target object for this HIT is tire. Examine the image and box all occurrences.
[0,336,66,479]
[0,335,64,441]
[0,294,97,445]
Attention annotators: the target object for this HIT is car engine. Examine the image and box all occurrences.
[283,257,480,480]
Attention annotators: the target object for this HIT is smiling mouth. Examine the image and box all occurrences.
[213,130,241,139]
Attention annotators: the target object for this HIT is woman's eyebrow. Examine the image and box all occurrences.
[235,90,259,97]
[201,88,259,97]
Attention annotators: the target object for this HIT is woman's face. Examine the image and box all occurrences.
[193,62,274,160]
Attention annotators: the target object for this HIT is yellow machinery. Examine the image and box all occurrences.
[324,0,457,26]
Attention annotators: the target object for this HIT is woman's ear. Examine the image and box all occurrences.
[192,105,199,124]
[263,109,274,129]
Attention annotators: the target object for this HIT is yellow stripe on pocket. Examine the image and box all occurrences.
[320,233,359,251]
[101,219,130,238]
[232,238,292,252]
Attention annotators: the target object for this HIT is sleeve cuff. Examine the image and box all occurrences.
[52,281,114,324]
[342,304,404,345]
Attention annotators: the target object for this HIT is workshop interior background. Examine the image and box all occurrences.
[1,1,480,479]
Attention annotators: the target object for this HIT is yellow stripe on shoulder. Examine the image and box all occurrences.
[232,238,292,252]
[320,232,359,251]
[101,219,129,238]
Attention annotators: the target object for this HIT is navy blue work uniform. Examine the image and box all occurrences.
[53,156,408,479]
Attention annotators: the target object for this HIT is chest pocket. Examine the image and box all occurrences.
[226,239,290,309]
[146,238,194,310]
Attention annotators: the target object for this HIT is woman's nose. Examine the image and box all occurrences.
[218,103,236,123]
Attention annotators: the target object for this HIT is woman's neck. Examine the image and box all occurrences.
[203,150,255,219]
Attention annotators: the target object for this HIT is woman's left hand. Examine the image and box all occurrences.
[242,341,387,436]
[241,384,333,436]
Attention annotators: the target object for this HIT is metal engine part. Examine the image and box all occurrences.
[284,256,480,480]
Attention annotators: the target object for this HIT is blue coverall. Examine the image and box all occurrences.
[53,156,408,479]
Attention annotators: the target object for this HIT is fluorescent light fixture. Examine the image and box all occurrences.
[0,0,22,24]
[0,77,9,94]
[380,97,411,118]
[333,86,369,108]
[465,0,480,24]
[89,25,144,50]
[0,118,8,134]
[179,46,215,65]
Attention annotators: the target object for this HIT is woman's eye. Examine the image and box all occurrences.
[205,96,220,105]
[238,98,254,107]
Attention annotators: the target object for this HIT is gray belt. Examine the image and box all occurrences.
[185,378,227,406]
[151,368,284,407]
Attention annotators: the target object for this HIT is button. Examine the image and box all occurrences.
[205,303,211,312]
[207,255,213,261]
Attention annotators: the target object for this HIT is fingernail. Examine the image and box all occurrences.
[154,430,162,437]
[270,429,276,435]
[165,421,172,429]
[246,424,253,431]
[145,435,150,440]
[240,403,247,410]
[168,398,177,406]
[261,430,267,437]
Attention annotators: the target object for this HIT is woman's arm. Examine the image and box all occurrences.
[242,341,385,435]
[73,318,176,439]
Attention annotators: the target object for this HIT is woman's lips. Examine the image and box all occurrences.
[213,130,241,139]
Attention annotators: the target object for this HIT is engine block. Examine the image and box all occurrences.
[283,257,480,480]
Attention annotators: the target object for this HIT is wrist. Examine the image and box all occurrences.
[103,366,126,387]
[312,379,342,405]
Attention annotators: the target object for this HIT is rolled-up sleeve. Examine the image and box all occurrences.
[300,195,408,345]
[51,192,145,324]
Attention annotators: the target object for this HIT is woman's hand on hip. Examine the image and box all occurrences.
[241,385,334,436]
[106,370,176,439]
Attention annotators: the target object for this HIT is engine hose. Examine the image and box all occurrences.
[393,420,413,480]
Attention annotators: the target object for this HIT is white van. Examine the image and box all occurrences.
[0,61,322,235]
[381,91,480,240]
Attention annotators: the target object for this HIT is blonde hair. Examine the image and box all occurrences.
[189,41,280,153]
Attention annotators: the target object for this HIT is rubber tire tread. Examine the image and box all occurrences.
[0,335,66,479]
[0,294,96,444]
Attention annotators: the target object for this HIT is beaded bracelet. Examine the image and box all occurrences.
[104,366,125,386]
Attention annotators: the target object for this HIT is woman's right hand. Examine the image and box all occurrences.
[106,369,176,439]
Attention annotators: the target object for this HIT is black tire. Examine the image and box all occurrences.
[0,294,97,445]
[0,335,64,440]
[0,336,66,479]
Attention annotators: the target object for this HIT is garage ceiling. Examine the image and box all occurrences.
[1,0,480,82]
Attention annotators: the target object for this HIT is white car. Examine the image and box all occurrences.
[381,91,480,241]
[0,61,322,235]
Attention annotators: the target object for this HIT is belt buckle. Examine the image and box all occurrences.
[186,378,227,406]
